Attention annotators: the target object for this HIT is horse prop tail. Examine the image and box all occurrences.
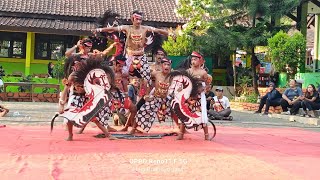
[50,113,59,133]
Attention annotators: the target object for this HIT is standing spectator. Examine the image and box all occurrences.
[254,82,282,115]
[48,62,54,78]
[301,84,320,117]
[0,66,5,78]
[208,87,231,120]
[280,79,303,115]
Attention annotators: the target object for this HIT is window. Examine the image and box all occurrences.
[35,34,76,60]
[12,41,23,57]
[0,32,26,58]
[0,40,10,57]
[50,41,64,59]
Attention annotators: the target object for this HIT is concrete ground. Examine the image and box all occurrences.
[0,102,320,179]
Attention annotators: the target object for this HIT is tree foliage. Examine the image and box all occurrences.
[268,30,306,76]
[173,0,302,55]
[162,27,194,56]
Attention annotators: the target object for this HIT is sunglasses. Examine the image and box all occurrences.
[215,90,223,92]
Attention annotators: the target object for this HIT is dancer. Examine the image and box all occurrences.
[150,48,167,88]
[150,48,167,74]
[51,58,118,141]
[76,55,137,135]
[130,57,173,134]
[92,10,176,95]
[176,51,210,140]
[59,40,117,113]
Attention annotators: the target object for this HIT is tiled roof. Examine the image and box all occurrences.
[0,0,186,23]
[0,16,95,35]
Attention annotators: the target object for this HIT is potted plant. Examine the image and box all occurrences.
[267,30,306,86]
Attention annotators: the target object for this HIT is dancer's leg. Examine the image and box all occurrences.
[65,121,73,141]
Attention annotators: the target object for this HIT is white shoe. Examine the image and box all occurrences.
[281,111,291,115]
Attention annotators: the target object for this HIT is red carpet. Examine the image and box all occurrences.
[0,125,319,179]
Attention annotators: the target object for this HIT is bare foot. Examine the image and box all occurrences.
[65,135,73,141]
[204,134,209,141]
[176,133,184,140]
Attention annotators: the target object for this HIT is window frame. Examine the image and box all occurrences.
[34,34,76,60]
[0,32,26,58]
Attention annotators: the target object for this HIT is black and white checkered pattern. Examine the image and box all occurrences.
[139,55,152,87]
[95,90,126,126]
[136,96,171,132]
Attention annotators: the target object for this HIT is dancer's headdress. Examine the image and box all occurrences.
[161,57,172,64]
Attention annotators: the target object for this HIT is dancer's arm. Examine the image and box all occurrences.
[101,42,118,56]
[65,40,81,57]
[145,26,176,39]
[92,25,128,35]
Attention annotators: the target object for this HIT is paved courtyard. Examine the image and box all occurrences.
[0,102,319,179]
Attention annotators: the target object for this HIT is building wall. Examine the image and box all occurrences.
[0,31,78,76]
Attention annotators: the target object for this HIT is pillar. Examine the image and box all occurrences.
[25,32,35,76]
[314,15,320,72]
[299,2,308,73]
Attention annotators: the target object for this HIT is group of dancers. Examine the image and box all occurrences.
[53,10,213,141]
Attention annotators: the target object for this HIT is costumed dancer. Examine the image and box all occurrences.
[77,54,138,134]
[52,57,117,141]
[176,51,211,140]
[59,39,116,114]
[150,48,167,88]
[130,57,174,134]
[92,10,176,97]
[56,41,118,140]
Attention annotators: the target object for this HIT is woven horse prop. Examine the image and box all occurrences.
[51,60,115,138]
[167,70,216,140]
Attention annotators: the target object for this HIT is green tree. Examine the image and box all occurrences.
[163,27,194,56]
[175,0,303,93]
[268,31,306,79]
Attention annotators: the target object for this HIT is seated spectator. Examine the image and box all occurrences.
[280,79,303,115]
[0,105,9,117]
[205,83,215,110]
[301,84,320,117]
[208,87,231,120]
[255,82,282,115]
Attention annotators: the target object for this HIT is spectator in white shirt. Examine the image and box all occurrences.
[208,87,231,120]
